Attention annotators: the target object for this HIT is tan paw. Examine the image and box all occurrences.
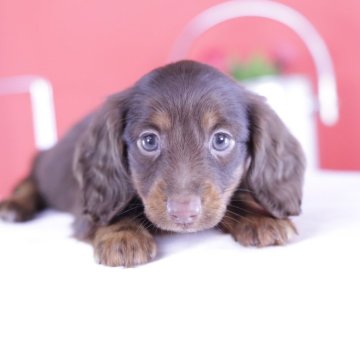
[94,226,157,267]
[227,216,297,247]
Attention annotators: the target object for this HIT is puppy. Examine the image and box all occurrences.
[0,60,305,267]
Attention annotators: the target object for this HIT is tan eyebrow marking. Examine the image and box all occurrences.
[150,111,171,131]
[201,111,219,130]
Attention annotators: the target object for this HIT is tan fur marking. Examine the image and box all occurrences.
[142,180,168,228]
[143,180,234,232]
[201,111,218,130]
[0,178,41,222]
[151,111,171,131]
[201,181,226,226]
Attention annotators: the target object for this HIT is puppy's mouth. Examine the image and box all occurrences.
[144,203,226,233]
[141,181,230,233]
[162,222,204,233]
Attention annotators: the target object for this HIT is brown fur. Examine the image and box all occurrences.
[93,219,156,267]
[220,213,296,247]
[0,60,305,267]
[0,178,43,221]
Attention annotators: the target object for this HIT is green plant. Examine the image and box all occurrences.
[229,53,280,81]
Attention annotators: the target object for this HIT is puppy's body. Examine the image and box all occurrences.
[0,61,305,266]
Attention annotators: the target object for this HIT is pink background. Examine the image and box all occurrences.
[1,0,359,196]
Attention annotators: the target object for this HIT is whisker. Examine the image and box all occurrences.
[119,204,144,217]
[135,218,150,237]
[125,212,145,227]
[226,205,260,217]
[224,209,247,219]
[143,221,157,233]
[216,215,241,232]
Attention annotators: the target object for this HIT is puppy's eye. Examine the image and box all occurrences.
[211,132,233,152]
[139,132,160,153]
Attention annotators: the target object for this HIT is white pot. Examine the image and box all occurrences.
[243,75,317,170]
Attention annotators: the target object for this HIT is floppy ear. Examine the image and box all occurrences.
[74,89,135,225]
[244,91,306,218]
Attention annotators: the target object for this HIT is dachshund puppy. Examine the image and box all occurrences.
[0,60,305,267]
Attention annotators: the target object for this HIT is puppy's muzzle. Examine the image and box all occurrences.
[166,195,201,225]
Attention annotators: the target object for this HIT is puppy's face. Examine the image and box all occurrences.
[76,61,304,232]
[123,62,250,232]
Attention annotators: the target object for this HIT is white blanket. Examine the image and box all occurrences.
[0,171,359,360]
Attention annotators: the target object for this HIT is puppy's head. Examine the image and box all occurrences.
[75,60,305,231]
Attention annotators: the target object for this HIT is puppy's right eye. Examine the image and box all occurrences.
[138,132,160,153]
[210,131,234,154]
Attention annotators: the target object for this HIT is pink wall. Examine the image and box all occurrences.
[1,0,360,196]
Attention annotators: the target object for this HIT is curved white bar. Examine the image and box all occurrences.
[0,76,57,150]
[169,0,338,126]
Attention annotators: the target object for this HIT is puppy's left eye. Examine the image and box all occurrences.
[138,132,160,153]
[211,132,234,152]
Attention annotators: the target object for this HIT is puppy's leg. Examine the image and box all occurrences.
[0,178,43,222]
[219,194,297,247]
[93,219,157,267]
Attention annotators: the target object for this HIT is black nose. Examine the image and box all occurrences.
[166,195,201,225]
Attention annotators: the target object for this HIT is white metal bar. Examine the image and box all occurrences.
[169,0,339,126]
[0,75,57,150]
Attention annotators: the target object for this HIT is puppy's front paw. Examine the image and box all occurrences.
[94,226,157,267]
[0,199,32,222]
[224,216,297,247]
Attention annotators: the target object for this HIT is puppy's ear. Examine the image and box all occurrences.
[244,91,306,218]
[74,89,134,224]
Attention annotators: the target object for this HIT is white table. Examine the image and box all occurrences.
[0,171,359,360]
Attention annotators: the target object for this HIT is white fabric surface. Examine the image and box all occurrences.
[0,170,359,360]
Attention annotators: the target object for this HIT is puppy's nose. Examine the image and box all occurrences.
[167,195,201,225]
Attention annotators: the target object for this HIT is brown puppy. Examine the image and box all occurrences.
[0,60,305,266]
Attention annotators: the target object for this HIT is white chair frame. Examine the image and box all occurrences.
[168,0,339,126]
[0,75,57,150]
